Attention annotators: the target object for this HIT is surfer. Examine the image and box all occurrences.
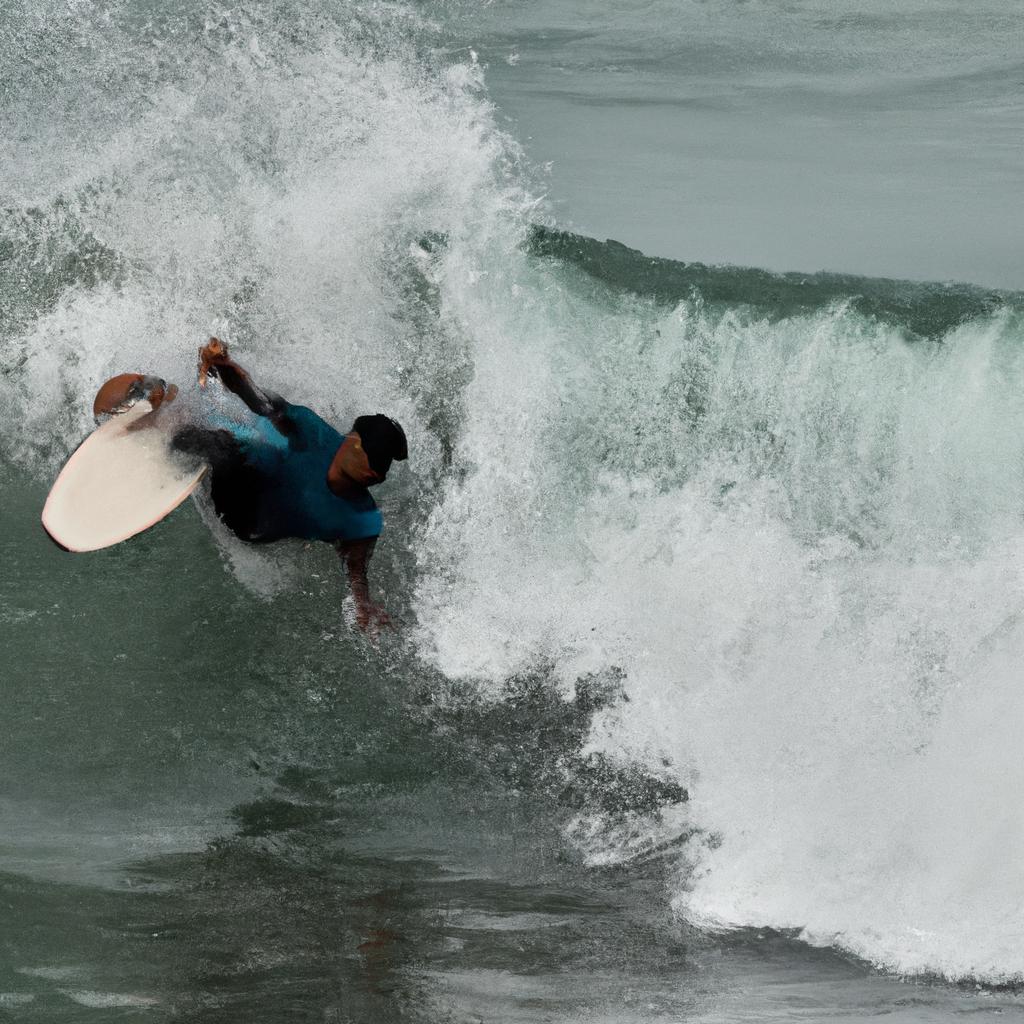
[93,341,407,635]
[184,338,407,634]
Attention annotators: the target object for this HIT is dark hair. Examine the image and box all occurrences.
[352,414,408,478]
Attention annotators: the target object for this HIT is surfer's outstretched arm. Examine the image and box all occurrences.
[198,338,290,431]
[335,537,393,635]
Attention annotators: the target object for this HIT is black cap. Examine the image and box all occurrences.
[352,414,408,479]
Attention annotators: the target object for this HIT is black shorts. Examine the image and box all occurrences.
[171,426,268,542]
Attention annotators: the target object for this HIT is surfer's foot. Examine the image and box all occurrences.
[93,374,175,420]
[198,337,230,388]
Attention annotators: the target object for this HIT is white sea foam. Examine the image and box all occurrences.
[16,966,82,981]
[59,989,159,1008]
[0,993,35,1007]
[414,277,1024,983]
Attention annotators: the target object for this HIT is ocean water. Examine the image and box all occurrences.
[466,0,1024,289]
[2,0,1024,1020]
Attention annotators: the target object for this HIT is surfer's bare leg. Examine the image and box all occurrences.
[335,537,393,635]
[198,338,290,432]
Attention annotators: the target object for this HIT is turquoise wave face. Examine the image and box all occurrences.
[529,227,1024,340]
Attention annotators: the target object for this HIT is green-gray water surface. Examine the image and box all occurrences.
[3,467,1022,1021]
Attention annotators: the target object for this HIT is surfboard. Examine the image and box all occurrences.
[41,400,207,552]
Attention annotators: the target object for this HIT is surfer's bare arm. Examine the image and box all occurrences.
[335,537,393,634]
[198,338,290,430]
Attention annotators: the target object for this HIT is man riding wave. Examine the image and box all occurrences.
[94,339,407,634]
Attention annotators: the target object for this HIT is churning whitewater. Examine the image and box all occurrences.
[3,0,1024,991]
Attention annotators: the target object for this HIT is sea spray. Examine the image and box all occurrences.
[414,263,1024,982]
[0,0,529,484]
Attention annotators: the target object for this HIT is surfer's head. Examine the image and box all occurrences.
[352,415,408,482]
[328,415,408,490]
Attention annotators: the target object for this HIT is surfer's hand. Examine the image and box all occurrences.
[336,538,393,638]
[198,337,230,388]
[355,601,394,637]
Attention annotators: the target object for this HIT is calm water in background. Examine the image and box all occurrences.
[459,0,1024,288]
[3,0,1024,1019]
